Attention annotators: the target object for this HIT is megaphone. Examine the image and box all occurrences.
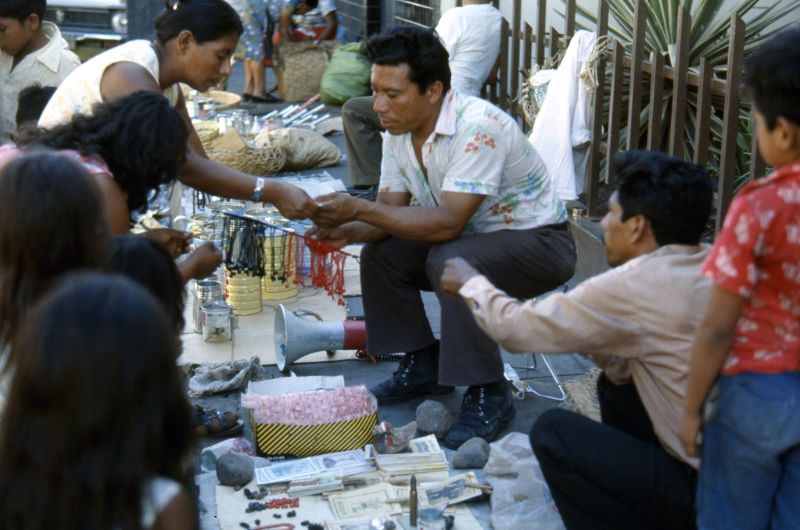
[274,304,367,372]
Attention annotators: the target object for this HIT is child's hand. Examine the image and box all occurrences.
[145,227,192,257]
[184,242,223,280]
[679,410,702,458]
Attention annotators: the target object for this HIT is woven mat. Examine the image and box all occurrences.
[560,367,601,421]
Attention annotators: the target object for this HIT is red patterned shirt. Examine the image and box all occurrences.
[703,162,800,375]
[0,143,111,178]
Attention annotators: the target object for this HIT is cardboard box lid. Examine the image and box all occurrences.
[246,375,345,396]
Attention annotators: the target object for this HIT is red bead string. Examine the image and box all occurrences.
[284,230,294,288]
[305,237,347,305]
[223,213,353,305]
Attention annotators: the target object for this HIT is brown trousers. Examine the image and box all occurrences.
[360,224,576,386]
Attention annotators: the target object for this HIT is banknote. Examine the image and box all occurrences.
[328,483,403,520]
[419,472,483,507]
[409,434,441,453]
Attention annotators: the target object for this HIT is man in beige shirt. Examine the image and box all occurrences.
[0,1,79,141]
[441,151,712,530]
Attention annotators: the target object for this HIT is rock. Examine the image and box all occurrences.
[416,400,454,438]
[217,452,254,487]
[452,437,491,469]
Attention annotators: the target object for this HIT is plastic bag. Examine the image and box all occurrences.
[320,42,371,105]
[483,432,565,530]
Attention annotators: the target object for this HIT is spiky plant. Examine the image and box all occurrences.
[570,0,796,192]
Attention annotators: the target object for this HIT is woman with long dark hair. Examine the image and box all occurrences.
[0,273,196,529]
[0,152,110,372]
[38,0,316,220]
[110,235,244,437]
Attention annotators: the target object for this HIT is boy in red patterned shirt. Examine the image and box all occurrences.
[681,26,800,529]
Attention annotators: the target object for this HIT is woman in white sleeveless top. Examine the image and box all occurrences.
[39,0,316,220]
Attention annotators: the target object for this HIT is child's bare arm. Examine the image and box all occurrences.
[680,284,744,457]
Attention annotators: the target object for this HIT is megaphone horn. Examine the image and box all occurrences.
[274,304,367,372]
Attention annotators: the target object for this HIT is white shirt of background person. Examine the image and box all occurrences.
[435,1,502,98]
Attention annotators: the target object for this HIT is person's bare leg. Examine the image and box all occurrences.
[250,60,267,98]
[243,60,255,96]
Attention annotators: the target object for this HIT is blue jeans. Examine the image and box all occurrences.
[697,372,800,530]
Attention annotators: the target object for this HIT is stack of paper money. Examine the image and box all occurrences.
[371,435,449,481]
[286,476,344,496]
[255,449,375,485]
[408,434,441,454]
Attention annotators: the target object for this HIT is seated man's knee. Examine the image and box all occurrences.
[424,242,465,284]
[530,408,575,460]
[361,238,405,268]
[342,96,374,122]
[342,99,356,120]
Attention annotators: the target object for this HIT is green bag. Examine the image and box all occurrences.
[320,42,371,105]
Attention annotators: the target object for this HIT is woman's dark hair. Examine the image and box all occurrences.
[0,0,45,22]
[365,25,451,94]
[111,236,185,337]
[744,25,800,129]
[16,91,188,214]
[0,273,194,530]
[614,150,712,246]
[0,152,110,352]
[155,0,244,45]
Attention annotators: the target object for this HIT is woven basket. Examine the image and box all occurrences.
[194,121,220,145]
[184,87,242,111]
[204,129,287,175]
[275,41,334,102]
[206,146,286,175]
[255,127,340,170]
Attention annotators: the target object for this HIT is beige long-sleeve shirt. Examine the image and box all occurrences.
[459,244,712,468]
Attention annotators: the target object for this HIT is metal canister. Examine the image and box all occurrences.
[193,279,223,332]
[201,301,235,342]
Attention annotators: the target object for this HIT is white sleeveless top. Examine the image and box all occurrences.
[38,40,180,128]
[140,476,182,528]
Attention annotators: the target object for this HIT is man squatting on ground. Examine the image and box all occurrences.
[312,25,575,449]
[441,151,713,530]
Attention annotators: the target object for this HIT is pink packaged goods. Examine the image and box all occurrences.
[242,385,377,425]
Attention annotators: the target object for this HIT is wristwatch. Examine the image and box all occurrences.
[252,177,265,202]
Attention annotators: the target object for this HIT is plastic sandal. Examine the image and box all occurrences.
[191,405,244,438]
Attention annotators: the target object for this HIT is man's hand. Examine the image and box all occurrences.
[144,227,192,258]
[313,193,359,228]
[182,242,223,281]
[270,182,318,219]
[440,257,481,297]
[306,224,352,249]
[679,410,703,459]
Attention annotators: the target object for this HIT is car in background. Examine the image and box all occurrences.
[45,0,128,49]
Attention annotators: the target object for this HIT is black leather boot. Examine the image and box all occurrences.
[369,343,454,405]
[443,380,515,449]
